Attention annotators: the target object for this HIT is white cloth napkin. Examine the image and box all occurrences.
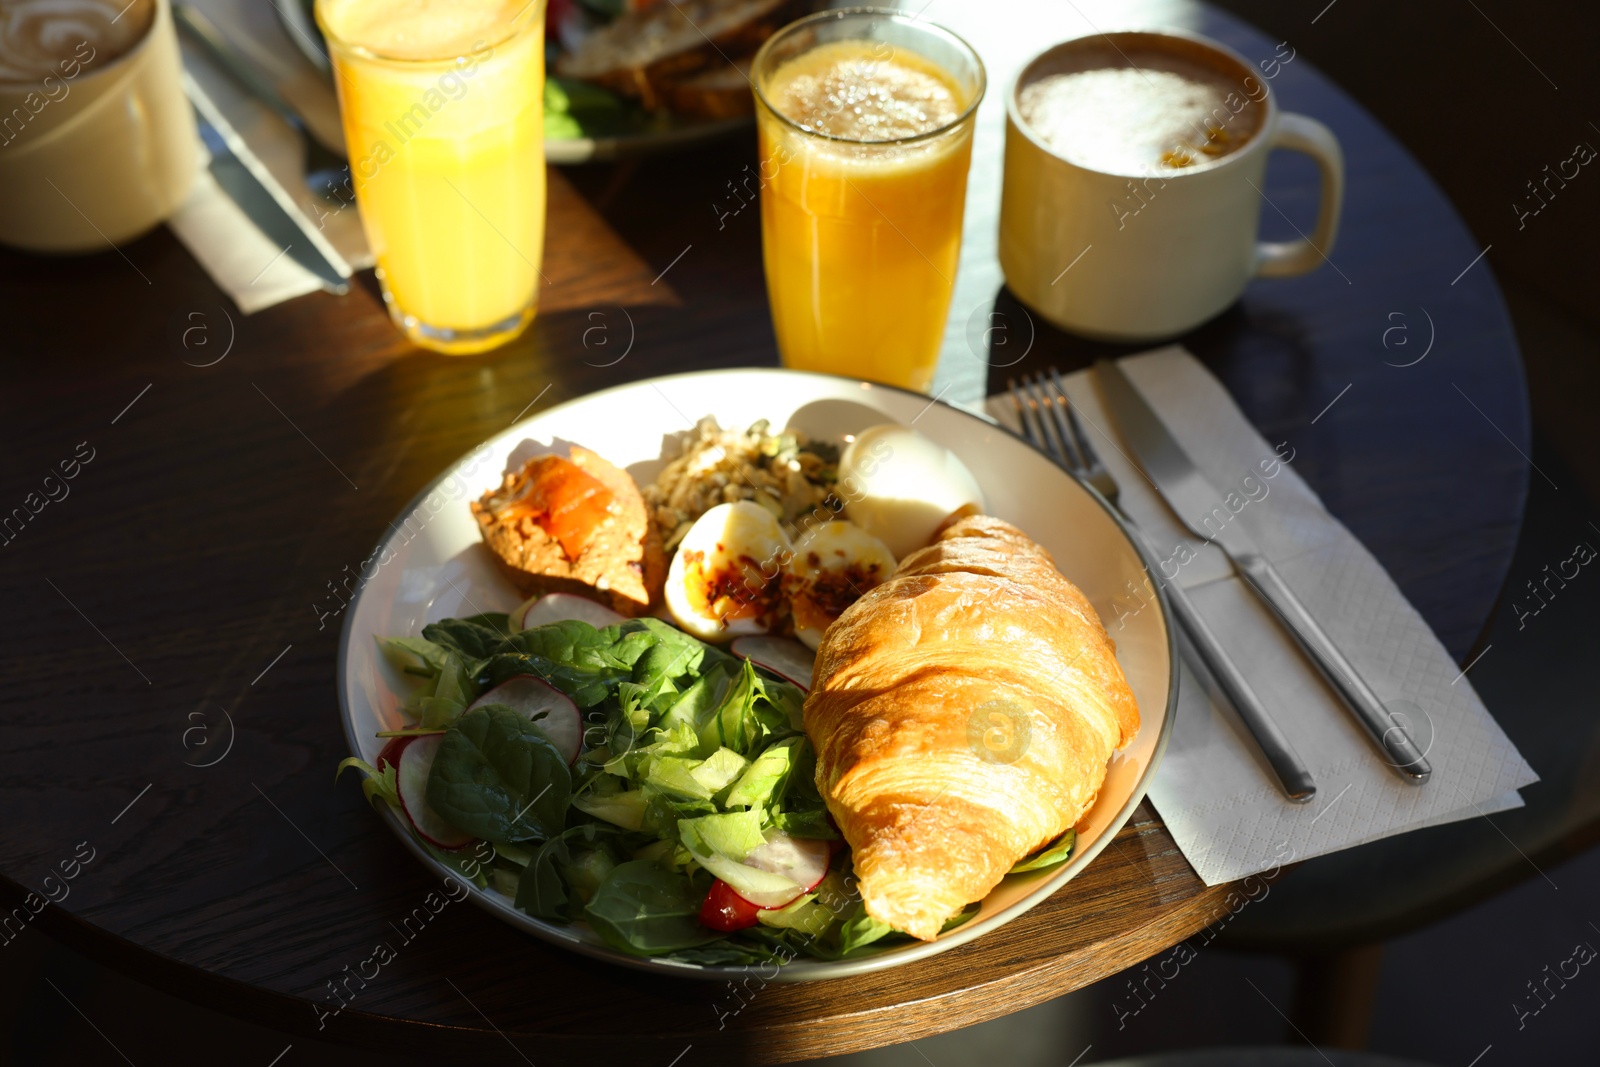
[988,347,1537,885]
[167,0,372,313]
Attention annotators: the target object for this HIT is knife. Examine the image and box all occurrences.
[188,107,351,295]
[1093,359,1431,783]
[179,66,352,296]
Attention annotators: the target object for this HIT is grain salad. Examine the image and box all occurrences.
[642,417,842,552]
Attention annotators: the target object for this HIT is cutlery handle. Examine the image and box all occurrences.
[175,4,305,134]
[1234,554,1432,782]
[1161,575,1317,802]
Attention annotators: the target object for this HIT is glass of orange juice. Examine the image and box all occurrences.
[752,9,985,392]
[315,0,546,355]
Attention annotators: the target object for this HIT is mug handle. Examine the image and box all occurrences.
[1255,112,1345,278]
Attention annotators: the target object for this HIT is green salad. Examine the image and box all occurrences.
[340,610,1075,965]
[543,77,678,140]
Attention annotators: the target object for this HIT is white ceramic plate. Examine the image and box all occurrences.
[337,368,1176,981]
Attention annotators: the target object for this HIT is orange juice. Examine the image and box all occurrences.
[317,0,545,355]
[756,36,980,391]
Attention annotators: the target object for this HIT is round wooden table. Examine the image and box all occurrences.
[0,0,1528,1062]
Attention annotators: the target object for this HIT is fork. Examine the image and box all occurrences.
[1010,369,1317,803]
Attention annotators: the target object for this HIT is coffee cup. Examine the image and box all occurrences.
[0,0,196,253]
[998,30,1343,341]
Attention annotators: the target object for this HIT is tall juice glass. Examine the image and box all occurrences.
[316,0,546,355]
[752,9,984,392]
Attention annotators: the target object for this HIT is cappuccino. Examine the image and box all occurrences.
[1017,39,1264,174]
[0,0,153,84]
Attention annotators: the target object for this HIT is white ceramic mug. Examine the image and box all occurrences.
[0,0,196,253]
[998,30,1343,342]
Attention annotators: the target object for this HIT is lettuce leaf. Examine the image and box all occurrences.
[335,756,399,810]
[723,735,802,810]
[677,809,767,862]
[690,747,749,795]
[641,756,714,802]
[772,808,837,840]
[572,788,648,831]
[382,636,452,677]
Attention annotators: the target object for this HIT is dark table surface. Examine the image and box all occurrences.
[0,0,1530,1062]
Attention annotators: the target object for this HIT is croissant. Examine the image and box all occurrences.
[804,513,1139,940]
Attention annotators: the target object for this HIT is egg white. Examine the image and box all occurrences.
[664,501,794,641]
[785,521,897,649]
[839,424,985,558]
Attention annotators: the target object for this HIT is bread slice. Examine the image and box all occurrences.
[471,447,665,616]
[556,0,807,112]
[666,56,754,119]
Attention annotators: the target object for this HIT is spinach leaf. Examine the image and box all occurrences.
[519,834,572,921]
[631,639,700,696]
[516,824,619,921]
[1010,829,1076,873]
[426,705,571,843]
[583,861,722,956]
[479,621,645,707]
[670,942,782,966]
[459,612,512,636]
[837,909,895,955]
[422,616,507,661]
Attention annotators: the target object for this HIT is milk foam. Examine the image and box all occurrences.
[1018,46,1262,173]
[0,0,152,84]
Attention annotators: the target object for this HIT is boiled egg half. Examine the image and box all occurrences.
[784,521,897,649]
[664,501,794,641]
[838,424,985,558]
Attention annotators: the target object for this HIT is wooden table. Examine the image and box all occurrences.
[0,1,1528,1062]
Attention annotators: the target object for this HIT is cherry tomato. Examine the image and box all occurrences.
[699,879,762,931]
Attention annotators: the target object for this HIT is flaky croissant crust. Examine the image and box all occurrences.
[804,514,1139,940]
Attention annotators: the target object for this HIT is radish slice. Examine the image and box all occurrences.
[745,831,830,893]
[469,675,582,765]
[374,735,408,773]
[692,850,807,908]
[731,636,815,690]
[690,830,831,911]
[396,736,473,850]
[517,593,626,631]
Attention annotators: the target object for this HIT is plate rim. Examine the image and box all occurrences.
[335,365,1179,982]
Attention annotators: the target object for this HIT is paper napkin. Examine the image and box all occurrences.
[166,0,372,313]
[988,347,1536,885]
